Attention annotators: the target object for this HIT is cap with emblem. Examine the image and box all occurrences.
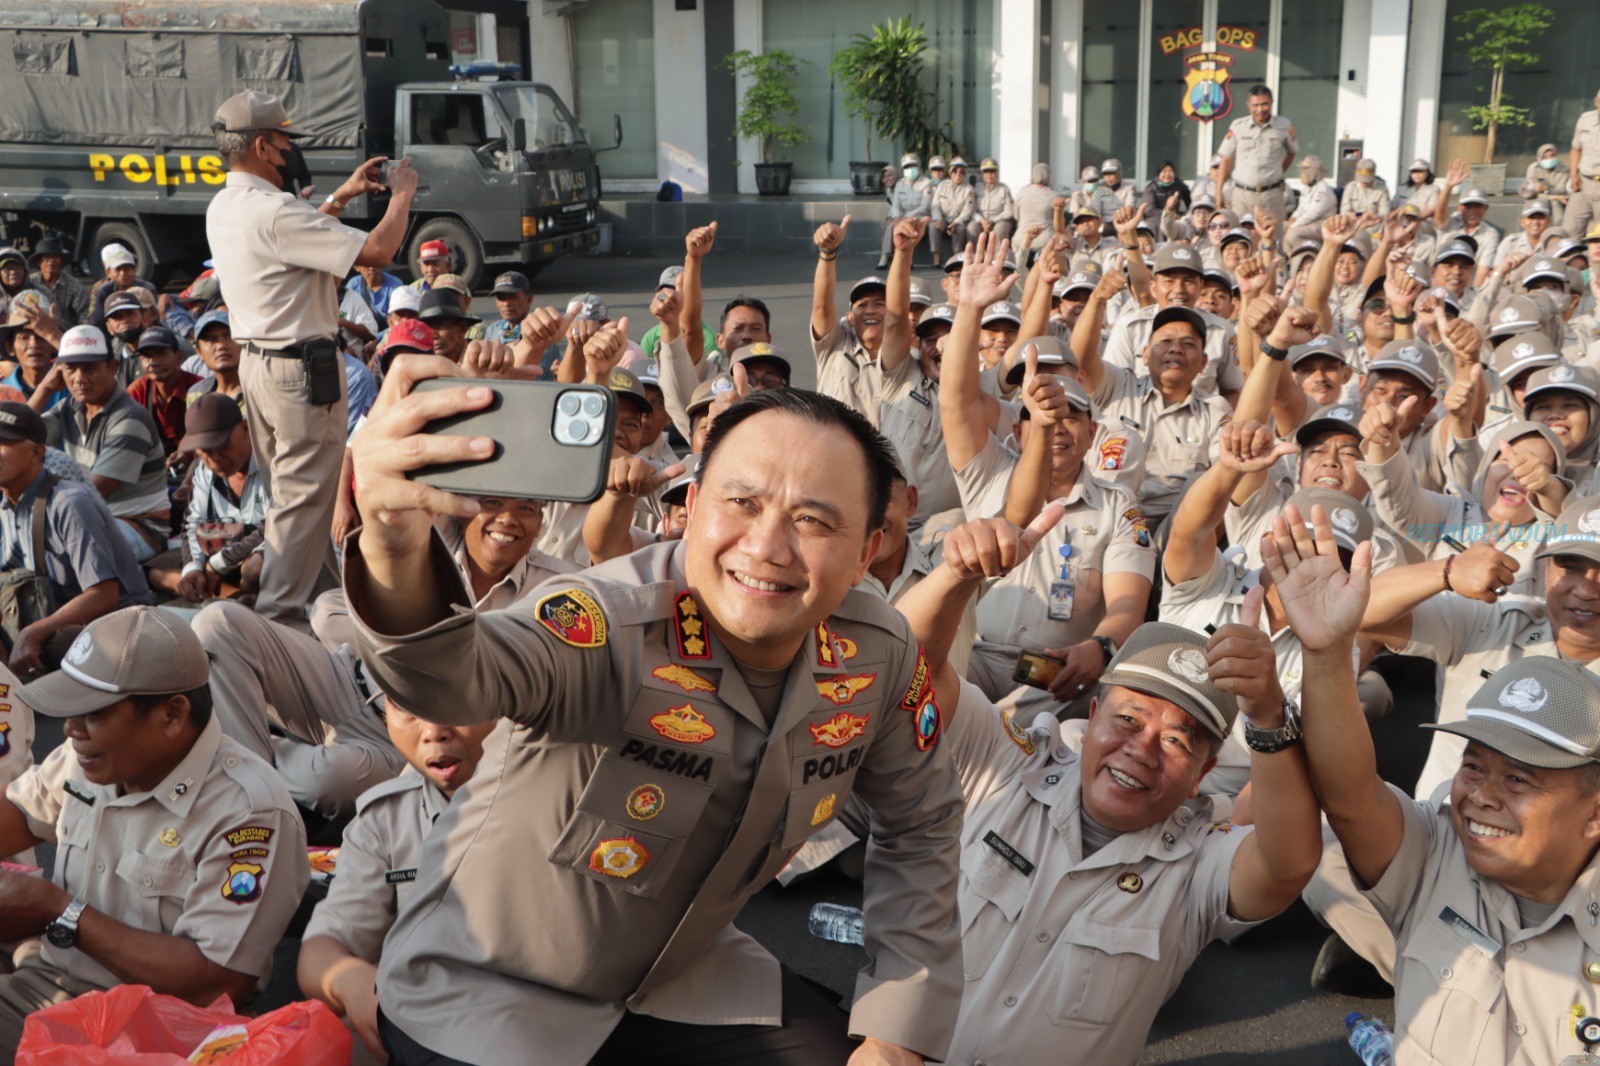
[1080,165,1101,182]
[1523,199,1553,218]
[900,152,921,168]
[908,278,932,308]
[1004,336,1080,385]
[134,326,180,353]
[418,240,451,262]
[980,301,1021,327]
[1152,244,1202,276]
[1399,204,1422,219]
[685,377,720,419]
[606,367,653,415]
[730,342,791,381]
[848,276,887,304]
[1202,266,1238,294]
[19,607,211,717]
[1553,239,1587,262]
[1368,339,1440,390]
[941,250,968,273]
[1219,228,1253,250]
[661,460,699,508]
[1151,305,1206,341]
[492,271,531,295]
[1101,158,1122,173]
[1054,270,1100,299]
[914,303,956,336]
[57,324,112,364]
[1072,204,1101,222]
[1535,496,1600,566]
[1410,158,1432,172]
[1459,186,1490,206]
[1286,488,1374,552]
[979,158,999,172]
[418,289,475,324]
[1524,362,1600,406]
[1434,239,1478,265]
[380,318,435,356]
[1493,331,1562,383]
[1098,622,1240,739]
[656,265,683,291]
[567,293,609,322]
[213,90,309,136]
[430,273,469,296]
[179,392,245,453]
[104,290,143,317]
[1288,241,1323,271]
[1423,658,1600,770]
[1521,257,1567,286]
[1294,402,1363,450]
[1488,295,1546,340]
[1342,231,1374,261]
[195,310,231,339]
[100,244,136,270]
[949,157,968,170]
[0,402,46,445]
[1287,334,1350,369]
[928,156,947,171]
[1192,194,1217,210]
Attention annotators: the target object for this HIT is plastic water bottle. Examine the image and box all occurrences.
[1345,1012,1394,1066]
[808,902,864,946]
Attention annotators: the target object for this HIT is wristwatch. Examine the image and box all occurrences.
[1258,340,1289,362]
[1244,697,1303,753]
[45,896,88,949]
[1090,635,1118,666]
[1391,312,1416,324]
[323,193,348,211]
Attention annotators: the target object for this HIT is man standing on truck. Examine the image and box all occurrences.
[205,90,418,630]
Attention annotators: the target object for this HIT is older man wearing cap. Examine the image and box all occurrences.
[406,240,452,293]
[1102,242,1244,402]
[0,606,306,1055]
[25,239,88,331]
[205,88,419,631]
[417,289,477,365]
[0,251,42,326]
[1341,158,1391,219]
[0,297,66,413]
[811,216,916,429]
[1217,85,1298,220]
[874,507,1320,1065]
[158,393,268,603]
[1495,197,1555,272]
[1278,502,1600,1064]
[100,289,154,388]
[0,401,150,678]
[930,158,977,265]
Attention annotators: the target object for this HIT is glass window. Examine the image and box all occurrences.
[1437,0,1600,175]
[1080,13,1140,175]
[572,0,657,179]
[1277,0,1344,168]
[762,0,994,181]
[496,86,580,150]
[411,93,491,147]
[1146,0,1206,183]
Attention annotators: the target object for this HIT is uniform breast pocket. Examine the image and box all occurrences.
[1048,914,1162,1028]
[957,842,1029,980]
[1396,919,1502,1061]
[115,851,194,934]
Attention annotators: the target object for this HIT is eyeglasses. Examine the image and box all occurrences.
[1363,299,1390,314]
[1208,221,1230,231]
[742,370,788,390]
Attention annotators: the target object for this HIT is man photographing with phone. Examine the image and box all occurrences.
[343,357,963,1065]
[205,89,419,632]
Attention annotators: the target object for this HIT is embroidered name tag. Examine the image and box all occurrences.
[983,830,1035,877]
[385,869,417,885]
[65,781,96,806]
[1439,905,1498,958]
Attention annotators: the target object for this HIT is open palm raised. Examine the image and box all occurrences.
[1259,503,1372,653]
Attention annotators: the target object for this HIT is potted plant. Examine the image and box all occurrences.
[829,19,939,197]
[724,49,809,197]
[1453,2,1552,194]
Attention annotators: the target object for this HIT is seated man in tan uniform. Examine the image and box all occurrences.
[0,607,307,1053]
[1276,502,1600,1064]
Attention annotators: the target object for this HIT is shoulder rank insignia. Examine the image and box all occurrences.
[817,674,876,706]
[673,593,710,659]
[590,836,650,879]
[810,711,869,748]
[652,664,716,694]
[536,588,607,648]
[649,703,717,745]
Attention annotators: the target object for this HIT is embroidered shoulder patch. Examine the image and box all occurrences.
[673,593,710,659]
[535,588,608,648]
[900,648,932,712]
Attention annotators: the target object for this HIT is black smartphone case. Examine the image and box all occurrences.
[408,378,616,503]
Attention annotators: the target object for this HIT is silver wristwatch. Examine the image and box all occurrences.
[1243,697,1302,753]
[323,193,347,211]
[45,896,88,949]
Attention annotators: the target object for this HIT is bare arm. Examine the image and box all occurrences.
[940,236,1018,472]
[810,216,850,342]
[354,163,419,268]
[582,458,682,565]
[881,219,926,374]
[680,223,716,365]
[1074,269,1125,396]
[1166,422,1295,586]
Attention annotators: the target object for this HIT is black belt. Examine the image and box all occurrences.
[247,339,334,359]
[1234,179,1284,193]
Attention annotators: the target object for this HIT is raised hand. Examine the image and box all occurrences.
[1205,585,1284,720]
[956,234,1019,307]
[1444,158,1469,188]
[1357,395,1417,461]
[519,306,576,353]
[580,317,631,384]
[1321,212,1363,245]
[461,338,517,379]
[1092,267,1127,303]
[1266,304,1319,349]
[1019,344,1070,426]
[1383,263,1422,313]
[706,362,751,431]
[1165,191,1181,213]
[650,286,681,326]
[1112,205,1141,245]
[1498,440,1554,497]
[1037,241,1066,286]
[1440,316,1483,367]
[1443,363,1483,418]
[1235,249,1277,298]
[814,215,851,255]
[1255,208,1279,247]
[1218,419,1299,474]
[1241,292,1286,339]
[894,217,930,252]
[942,504,1066,581]
[686,221,718,260]
[606,458,686,499]
[1260,504,1373,652]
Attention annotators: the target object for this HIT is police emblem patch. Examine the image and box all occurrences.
[649,703,717,744]
[1001,712,1035,755]
[625,784,666,821]
[899,649,932,712]
[221,861,264,904]
[1117,872,1144,894]
[590,837,650,879]
[0,722,9,758]
[652,664,717,694]
[1498,677,1549,714]
[811,793,837,826]
[1099,436,1128,471]
[536,588,608,649]
[809,711,869,748]
[912,687,942,753]
[816,674,876,706]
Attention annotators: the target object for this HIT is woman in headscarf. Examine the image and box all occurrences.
[1522,143,1571,226]
[1525,363,1600,494]
[1139,160,1191,221]
[1361,418,1568,593]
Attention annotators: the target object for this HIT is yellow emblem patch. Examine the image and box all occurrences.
[590,837,650,879]
[816,674,876,706]
[652,664,717,694]
[1001,713,1035,755]
[625,784,666,821]
[649,703,717,745]
[811,793,837,826]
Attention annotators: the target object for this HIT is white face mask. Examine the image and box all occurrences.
[904,167,920,180]
[1541,157,1559,171]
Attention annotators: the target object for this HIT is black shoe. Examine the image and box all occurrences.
[1309,933,1392,998]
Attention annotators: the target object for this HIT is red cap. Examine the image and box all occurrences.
[382,318,435,354]
[419,240,451,261]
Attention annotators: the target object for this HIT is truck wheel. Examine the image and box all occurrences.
[89,221,155,284]
[408,218,483,293]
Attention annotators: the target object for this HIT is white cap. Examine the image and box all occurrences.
[59,324,110,360]
[100,244,135,269]
[388,287,423,314]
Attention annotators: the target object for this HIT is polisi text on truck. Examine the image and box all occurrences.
[88,153,225,186]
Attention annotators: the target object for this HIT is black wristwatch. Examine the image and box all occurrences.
[1391,312,1416,324]
[45,896,88,949]
[1259,340,1289,362]
[1090,635,1118,666]
[1244,698,1303,753]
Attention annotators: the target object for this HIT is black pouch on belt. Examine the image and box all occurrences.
[303,337,343,406]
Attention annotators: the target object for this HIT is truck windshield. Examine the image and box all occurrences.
[496,86,583,150]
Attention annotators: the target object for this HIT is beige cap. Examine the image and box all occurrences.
[1368,339,1440,390]
[1098,622,1240,740]
[213,90,309,137]
[1535,495,1600,566]
[20,607,210,717]
[1284,487,1374,552]
[1424,658,1600,769]
[1493,332,1562,383]
[1004,335,1080,384]
[1524,362,1600,405]
[730,342,791,380]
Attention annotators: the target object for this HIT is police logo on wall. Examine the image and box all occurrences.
[1182,51,1234,122]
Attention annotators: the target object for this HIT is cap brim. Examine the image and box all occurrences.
[19,667,128,718]
[1004,357,1074,386]
[180,428,235,453]
[1100,665,1228,739]
[1294,417,1359,448]
[55,353,112,365]
[1367,361,1433,388]
[1421,717,1594,770]
[1535,531,1600,564]
[736,356,791,379]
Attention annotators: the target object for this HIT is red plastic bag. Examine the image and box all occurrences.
[18,984,351,1065]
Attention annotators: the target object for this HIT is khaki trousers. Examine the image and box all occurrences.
[240,348,347,631]
[1567,182,1600,249]
[1229,185,1287,226]
[0,955,104,1057]
[1301,824,1397,982]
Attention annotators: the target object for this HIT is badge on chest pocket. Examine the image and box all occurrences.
[1048,544,1076,622]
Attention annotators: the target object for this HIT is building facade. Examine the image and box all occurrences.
[515,0,1598,197]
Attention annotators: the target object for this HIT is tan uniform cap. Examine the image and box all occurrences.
[21,607,210,717]
[213,90,309,136]
[1098,622,1240,739]
[1424,657,1600,769]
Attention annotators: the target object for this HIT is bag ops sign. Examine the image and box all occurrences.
[1158,25,1259,124]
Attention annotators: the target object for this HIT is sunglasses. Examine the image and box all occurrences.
[1363,299,1390,314]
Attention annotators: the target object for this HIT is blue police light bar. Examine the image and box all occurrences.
[450,61,523,81]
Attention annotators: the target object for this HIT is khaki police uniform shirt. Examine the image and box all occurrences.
[1574,110,1600,177]
[1341,180,1392,218]
[1092,366,1233,519]
[205,172,367,348]
[880,364,963,525]
[813,317,913,429]
[937,677,1258,1066]
[1364,782,1600,1065]
[1101,303,1245,398]
[933,180,976,227]
[345,536,964,1064]
[1218,115,1298,187]
[4,717,308,989]
[974,183,1016,224]
[301,765,456,962]
[1441,218,1502,268]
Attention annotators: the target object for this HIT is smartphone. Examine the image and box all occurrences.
[1013,650,1066,690]
[409,379,616,503]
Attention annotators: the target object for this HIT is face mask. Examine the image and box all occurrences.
[268,140,304,191]
[903,167,920,181]
[1084,181,1097,191]
[1541,157,1558,171]
[1157,179,1174,189]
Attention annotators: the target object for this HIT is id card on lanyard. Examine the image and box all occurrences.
[1048,543,1075,621]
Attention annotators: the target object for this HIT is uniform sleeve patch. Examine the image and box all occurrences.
[912,686,942,752]
[1099,436,1128,470]
[221,861,264,904]
[1123,506,1152,548]
[537,588,608,648]
[224,826,274,848]
[900,647,932,712]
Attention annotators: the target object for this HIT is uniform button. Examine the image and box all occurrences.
[1441,966,1453,979]
[141,877,153,888]
[1513,942,1526,954]
[1068,871,1079,880]
[1514,1022,1527,1036]
[1004,995,1017,1007]
[1037,931,1050,942]
[224,756,238,767]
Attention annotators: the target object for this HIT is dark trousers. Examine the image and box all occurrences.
[379,967,857,1066]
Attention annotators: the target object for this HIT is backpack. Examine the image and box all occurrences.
[0,473,58,647]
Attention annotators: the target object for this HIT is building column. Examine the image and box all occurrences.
[653,0,711,191]
[1404,0,1449,172]
[1049,0,1084,187]
[1362,0,1414,187]
[993,0,1041,185]
[731,0,762,194]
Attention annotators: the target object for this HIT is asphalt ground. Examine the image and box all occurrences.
[29,247,1435,1062]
